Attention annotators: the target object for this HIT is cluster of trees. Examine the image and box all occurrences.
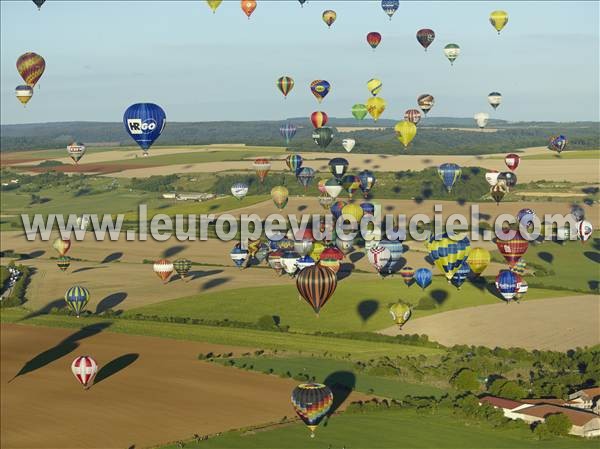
[129,174,178,192]
[0,263,31,308]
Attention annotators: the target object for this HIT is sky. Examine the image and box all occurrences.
[1,1,598,124]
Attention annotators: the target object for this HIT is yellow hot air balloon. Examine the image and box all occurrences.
[394,121,417,148]
[271,186,289,210]
[15,85,33,105]
[366,78,382,96]
[389,303,411,328]
[489,10,508,34]
[341,203,364,223]
[467,247,490,276]
[206,0,222,13]
[310,242,326,262]
[322,10,337,28]
[366,97,386,122]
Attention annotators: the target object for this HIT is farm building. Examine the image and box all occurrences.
[479,396,600,438]
[568,387,600,414]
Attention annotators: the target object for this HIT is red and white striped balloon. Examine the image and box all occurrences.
[153,258,174,283]
[71,356,98,388]
[367,246,391,273]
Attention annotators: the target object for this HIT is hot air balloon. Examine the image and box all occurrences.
[488,92,502,110]
[474,112,490,129]
[318,195,334,211]
[277,76,294,98]
[328,158,349,181]
[367,78,382,96]
[394,121,417,148]
[65,286,89,317]
[498,171,517,188]
[428,233,471,281]
[548,135,568,153]
[241,0,257,18]
[437,163,461,193]
[341,175,361,198]
[495,270,521,301]
[281,250,300,276]
[324,178,343,199]
[253,158,271,183]
[505,153,520,171]
[297,167,316,191]
[310,111,328,128]
[512,259,527,276]
[173,258,192,281]
[571,205,585,222]
[231,182,249,200]
[33,0,46,10]
[297,255,316,271]
[67,142,86,164]
[322,10,336,28]
[378,239,404,274]
[360,202,375,216]
[312,127,333,148]
[366,32,382,50]
[230,244,249,268]
[153,259,173,283]
[285,154,303,173]
[399,266,415,285]
[490,182,508,204]
[280,122,297,145]
[296,263,337,314]
[310,80,330,102]
[451,261,471,289]
[294,238,314,258]
[444,44,460,65]
[516,280,528,300]
[366,97,386,121]
[468,247,490,276]
[271,186,289,209]
[330,200,347,220]
[389,303,411,328]
[268,250,284,275]
[341,203,364,224]
[496,231,528,268]
[485,170,500,186]
[15,85,33,105]
[342,138,355,153]
[317,179,327,195]
[291,383,333,437]
[309,242,326,262]
[415,268,432,290]
[352,103,368,120]
[404,109,422,125]
[16,52,45,87]
[206,0,222,13]
[417,94,435,115]
[577,220,593,243]
[298,0,307,6]
[123,103,166,155]
[381,0,399,20]
[368,246,391,274]
[358,170,376,198]
[52,237,71,256]
[416,28,435,51]
[56,256,71,272]
[490,10,509,34]
[335,237,354,255]
[71,356,98,389]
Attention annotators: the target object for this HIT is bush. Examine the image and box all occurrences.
[414,296,438,310]
[545,413,571,436]
[488,379,527,400]
[256,315,278,330]
[450,368,480,392]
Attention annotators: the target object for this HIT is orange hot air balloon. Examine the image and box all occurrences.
[241,0,257,19]
[16,52,45,88]
[311,111,328,129]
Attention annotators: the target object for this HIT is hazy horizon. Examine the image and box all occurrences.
[1,1,599,125]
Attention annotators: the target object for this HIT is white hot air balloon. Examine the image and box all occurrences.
[342,138,356,153]
[488,92,502,110]
[324,179,343,199]
[485,170,500,186]
[231,182,249,200]
[474,112,490,129]
[367,246,391,274]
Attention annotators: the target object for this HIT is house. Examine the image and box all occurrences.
[479,396,600,437]
[568,387,600,414]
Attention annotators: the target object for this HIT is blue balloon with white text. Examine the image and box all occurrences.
[123,103,166,152]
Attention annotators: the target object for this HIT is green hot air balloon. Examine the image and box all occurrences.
[351,103,368,120]
[64,285,90,318]
[312,127,333,149]
[173,258,192,281]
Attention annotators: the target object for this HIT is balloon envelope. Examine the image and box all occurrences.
[123,103,166,153]
[490,10,509,34]
[416,28,435,50]
[366,32,382,49]
[296,264,338,314]
[291,383,333,436]
[310,111,328,128]
[444,43,460,65]
[366,97,386,121]
[352,104,368,120]
[310,80,330,102]
[71,356,98,388]
[16,52,45,87]
[394,121,417,148]
[417,94,435,114]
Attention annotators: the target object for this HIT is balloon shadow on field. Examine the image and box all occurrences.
[470,276,488,292]
[485,282,505,301]
[72,266,107,274]
[162,245,187,259]
[349,252,364,264]
[189,269,224,280]
[11,323,112,380]
[430,289,448,306]
[357,299,379,323]
[538,251,554,264]
[101,252,123,263]
[201,277,232,291]
[323,371,356,418]
[20,250,45,260]
[588,281,599,293]
[96,292,127,314]
[18,298,66,321]
[93,353,139,386]
[584,251,600,264]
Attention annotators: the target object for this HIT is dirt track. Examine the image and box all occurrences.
[379,295,600,350]
[1,323,363,449]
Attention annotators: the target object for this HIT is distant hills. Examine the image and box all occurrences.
[1,118,598,155]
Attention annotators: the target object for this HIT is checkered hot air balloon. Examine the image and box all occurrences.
[64,285,90,317]
[71,356,98,389]
[153,259,174,283]
[496,232,528,268]
[296,263,337,314]
[173,258,192,281]
[291,383,333,437]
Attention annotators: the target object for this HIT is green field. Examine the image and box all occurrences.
[127,277,570,333]
[521,149,600,160]
[212,355,447,399]
[0,309,443,358]
[158,409,597,449]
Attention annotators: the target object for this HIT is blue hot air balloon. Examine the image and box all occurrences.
[495,270,521,302]
[381,0,399,20]
[296,167,316,191]
[123,103,166,154]
[358,170,376,198]
[415,268,432,290]
[437,163,461,193]
[378,239,404,274]
[451,261,471,289]
[360,202,375,216]
[330,200,347,221]
[280,122,297,145]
